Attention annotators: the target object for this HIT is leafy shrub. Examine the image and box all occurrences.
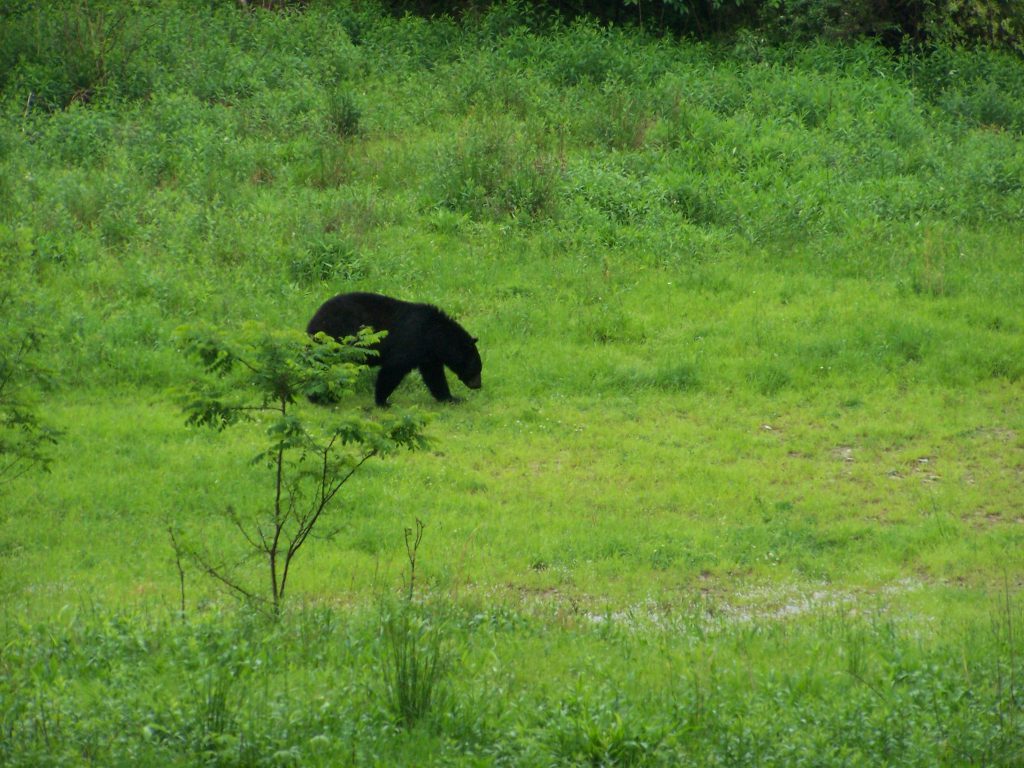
[664,173,731,229]
[0,285,60,485]
[361,11,463,71]
[576,78,658,149]
[756,0,1023,50]
[924,0,1024,52]
[759,0,916,45]
[909,46,1024,129]
[548,18,630,86]
[942,83,1024,133]
[565,160,663,226]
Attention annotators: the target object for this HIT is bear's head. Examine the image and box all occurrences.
[453,337,482,390]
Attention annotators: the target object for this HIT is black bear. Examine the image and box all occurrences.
[306,292,482,407]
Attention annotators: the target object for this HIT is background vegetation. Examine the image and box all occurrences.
[1,0,1022,764]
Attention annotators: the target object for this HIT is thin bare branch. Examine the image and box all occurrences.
[167,526,187,619]
[321,450,377,509]
[226,505,265,552]
[186,547,267,610]
[287,450,377,563]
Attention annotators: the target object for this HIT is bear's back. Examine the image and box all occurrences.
[306,292,407,338]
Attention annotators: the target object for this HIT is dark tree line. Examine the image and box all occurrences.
[353,0,1024,52]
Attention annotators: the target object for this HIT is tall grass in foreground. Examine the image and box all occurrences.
[0,595,1021,766]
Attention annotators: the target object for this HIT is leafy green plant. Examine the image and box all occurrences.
[0,284,60,486]
[173,323,428,614]
[547,695,668,766]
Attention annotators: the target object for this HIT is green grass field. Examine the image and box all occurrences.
[2,2,1023,764]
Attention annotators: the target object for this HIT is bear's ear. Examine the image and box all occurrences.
[472,337,479,344]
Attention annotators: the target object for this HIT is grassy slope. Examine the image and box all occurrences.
[1,3,1023,764]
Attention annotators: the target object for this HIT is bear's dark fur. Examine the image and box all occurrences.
[306,292,482,407]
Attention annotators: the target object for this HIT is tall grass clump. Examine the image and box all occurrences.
[380,600,451,728]
[379,520,453,729]
[326,89,362,137]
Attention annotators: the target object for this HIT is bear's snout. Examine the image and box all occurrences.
[464,373,482,389]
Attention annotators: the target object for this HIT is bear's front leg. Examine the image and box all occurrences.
[419,363,454,402]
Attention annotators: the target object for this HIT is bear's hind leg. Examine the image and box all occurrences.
[374,366,409,407]
[419,363,454,402]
